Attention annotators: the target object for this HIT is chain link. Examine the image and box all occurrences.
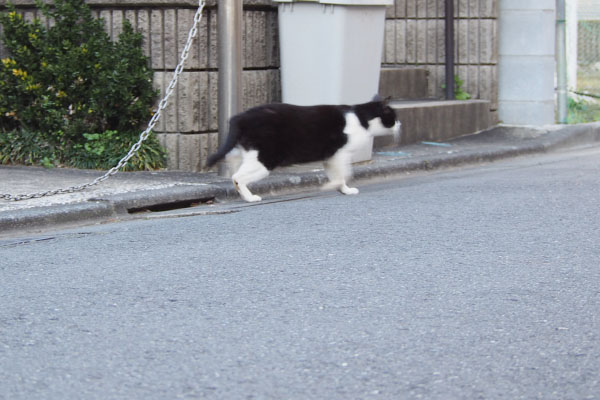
[0,0,206,202]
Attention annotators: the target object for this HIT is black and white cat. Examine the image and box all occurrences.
[206,95,401,202]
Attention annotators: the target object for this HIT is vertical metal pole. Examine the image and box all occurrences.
[445,0,455,100]
[556,0,568,123]
[218,0,243,177]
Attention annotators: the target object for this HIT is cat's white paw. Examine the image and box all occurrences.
[340,186,359,195]
[243,194,262,202]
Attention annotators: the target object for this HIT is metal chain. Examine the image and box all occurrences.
[0,0,206,202]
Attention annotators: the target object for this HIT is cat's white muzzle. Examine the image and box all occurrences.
[368,118,402,141]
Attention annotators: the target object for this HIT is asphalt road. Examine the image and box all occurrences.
[1,145,600,399]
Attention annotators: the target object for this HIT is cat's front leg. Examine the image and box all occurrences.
[323,152,359,196]
[339,184,359,195]
[321,180,358,195]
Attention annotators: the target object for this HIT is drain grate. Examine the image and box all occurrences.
[127,197,215,214]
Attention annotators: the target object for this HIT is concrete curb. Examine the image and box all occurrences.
[2,123,600,235]
[0,202,115,234]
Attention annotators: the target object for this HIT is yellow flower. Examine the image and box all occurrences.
[11,68,28,79]
[26,83,41,91]
[57,90,67,98]
[2,58,16,67]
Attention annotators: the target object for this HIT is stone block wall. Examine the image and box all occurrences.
[383,0,498,116]
[107,1,280,171]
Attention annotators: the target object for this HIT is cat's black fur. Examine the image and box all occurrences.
[207,96,400,202]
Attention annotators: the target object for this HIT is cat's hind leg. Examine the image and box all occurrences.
[323,151,359,195]
[224,147,243,178]
[231,149,269,202]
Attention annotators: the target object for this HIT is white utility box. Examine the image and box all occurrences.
[274,0,392,162]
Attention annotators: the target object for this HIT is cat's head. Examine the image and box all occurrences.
[367,95,401,141]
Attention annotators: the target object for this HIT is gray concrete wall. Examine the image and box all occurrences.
[383,0,498,117]
[498,0,555,125]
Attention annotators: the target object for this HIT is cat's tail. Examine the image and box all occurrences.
[206,116,241,167]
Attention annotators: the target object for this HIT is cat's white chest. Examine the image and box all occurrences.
[343,112,371,152]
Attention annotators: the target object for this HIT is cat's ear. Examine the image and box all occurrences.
[371,94,391,105]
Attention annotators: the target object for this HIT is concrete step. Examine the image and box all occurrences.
[375,99,492,149]
[378,67,429,100]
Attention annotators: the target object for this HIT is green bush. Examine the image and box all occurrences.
[567,96,600,124]
[0,0,166,170]
[0,128,165,170]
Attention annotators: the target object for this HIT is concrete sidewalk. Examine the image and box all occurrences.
[2,123,600,235]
